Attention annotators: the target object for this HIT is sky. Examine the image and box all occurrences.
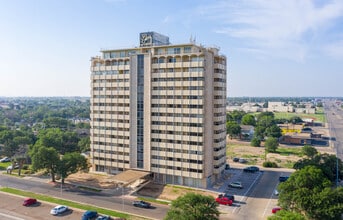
[0,0,343,97]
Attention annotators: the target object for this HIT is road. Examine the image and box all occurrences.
[218,165,292,220]
[0,174,167,219]
[323,100,343,160]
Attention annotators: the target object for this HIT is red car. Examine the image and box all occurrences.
[215,196,233,206]
[272,207,282,213]
[23,198,37,206]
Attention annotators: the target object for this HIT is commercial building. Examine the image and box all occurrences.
[90,32,227,188]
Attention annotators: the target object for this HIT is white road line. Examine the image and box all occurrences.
[262,185,278,217]
[0,212,25,220]
[232,171,263,214]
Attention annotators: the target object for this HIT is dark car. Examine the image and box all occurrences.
[232,157,239,162]
[23,198,37,206]
[279,176,289,182]
[243,166,260,173]
[219,193,235,202]
[82,210,98,220]
[132,200,151,208]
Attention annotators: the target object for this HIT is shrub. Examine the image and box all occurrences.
[263,161,278,168]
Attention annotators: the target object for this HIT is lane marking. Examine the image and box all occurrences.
[0,212,25,220]
[232,171,262,214]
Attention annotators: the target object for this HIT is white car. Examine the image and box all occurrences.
[0,157,11,162]
[50,205,68,215]
[274,189,279,196]
[228,181,243,189]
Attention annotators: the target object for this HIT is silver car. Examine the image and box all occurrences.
[228,181,243,189]
[50,205,68,215]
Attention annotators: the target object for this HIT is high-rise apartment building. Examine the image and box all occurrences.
[90,32,227,188]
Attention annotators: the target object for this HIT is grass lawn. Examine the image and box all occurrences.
[0,162,11,170]
[273,111,325,123]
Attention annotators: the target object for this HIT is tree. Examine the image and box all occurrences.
[278,166,343,220]
[265,124,282,138]
[250,137,261,147]
[30,145,60,182]
[264,137,278,153]
[78,137,90,152]
[268,210,306,220]
[59,152,88,184]
[293,153,343,183]
[35,128,80,154]
[302,145,318,158]
[241,114,256,126]
[164,193,219,220]
[226,121,241,139]
[289,116,303,124]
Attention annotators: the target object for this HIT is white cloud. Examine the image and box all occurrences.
[198,0,343,61]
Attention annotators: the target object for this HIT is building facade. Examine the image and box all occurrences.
[90,32,227,188]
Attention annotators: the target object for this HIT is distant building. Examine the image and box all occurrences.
[90,32,227,188]
[268,102,294,112]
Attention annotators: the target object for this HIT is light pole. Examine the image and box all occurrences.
[122,184,124,211]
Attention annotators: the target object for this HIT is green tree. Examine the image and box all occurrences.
[164,193,219,220]
[293,153,343,183]
[289,116,303,124]
[265,124,282,138]
[278,166,343,220]
[30,145,60,182]
[36,128,79,154]
[241,114,256,126]
[268,210,306,220]
[59,152,88,184]
[302,145,318,158]
[264,137,278,153]
[78,137,90,152]
[250,137,261,147]
[226,121,241,139]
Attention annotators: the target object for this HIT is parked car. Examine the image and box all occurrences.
[243,166,260,173]
[225,164,230,170]
[23,198,37,206]
[279,176,289,182]
[50,205,68,215]
[132,200,151,208]
[96,215,111,220]
[82,210,98,220]
[7,164,19,170]
[273,189,279,196]
[0,157,11,162]
[219,193,235,202]
[228,181,243,189]
[232,157,239,162]
[272,207,282,213]
[215,196,233,206]
[238,158,247,163]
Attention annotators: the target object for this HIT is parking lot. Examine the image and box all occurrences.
[217,167,262,212]
[0,192,85,220]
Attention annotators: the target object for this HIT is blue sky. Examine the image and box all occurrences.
[1,0,343,97]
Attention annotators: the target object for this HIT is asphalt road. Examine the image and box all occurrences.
[218,165,293,220]
[0,175,167,219]
[324,100,343,160]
